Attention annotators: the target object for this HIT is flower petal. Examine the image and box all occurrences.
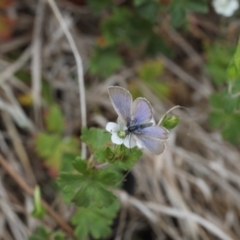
[111,133,124,145]
[123,135,136,148]
[106,122,119,133]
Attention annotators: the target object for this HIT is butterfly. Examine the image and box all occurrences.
[108,86,168,155]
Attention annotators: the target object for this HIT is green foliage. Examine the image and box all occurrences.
[227,38,240,81]
[209,91,240,144]
[31,186,46,219]
[137,59,170,97]
[29,227,65,240]
[72,202,120,240]
[45,105,64,133]
[87,0,114,14]
[95,145,142,170]
[36,133,78,173]
[161,115,180,130]
[134,1,162,22]
[58,157,121,205]
[81,127,110,151]
[205,43,235,85]
[35,106,78,174]
[89,47,123,78]
[102,8,152,48]
[58,153,122,239]
[169,0,208,28]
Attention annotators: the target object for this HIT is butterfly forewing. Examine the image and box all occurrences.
[108,86,132,124]
[131,98,153,125]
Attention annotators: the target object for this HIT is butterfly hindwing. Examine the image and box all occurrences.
[134,126,168,154]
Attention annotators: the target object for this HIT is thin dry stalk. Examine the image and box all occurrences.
[47,0,87,159]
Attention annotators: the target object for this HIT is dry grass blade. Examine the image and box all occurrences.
[47,0,87,159]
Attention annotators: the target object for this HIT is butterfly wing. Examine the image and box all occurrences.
[108,86,132,124]
[134,126,168,155]
[131,98,153,125]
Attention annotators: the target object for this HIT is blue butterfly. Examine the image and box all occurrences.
[108,86,168,155]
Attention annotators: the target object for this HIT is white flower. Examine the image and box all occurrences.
[106,121,136,148]
[212,0,239,17]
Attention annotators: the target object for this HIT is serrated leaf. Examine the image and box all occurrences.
[72,157,88,174]
[227,38,240,81]
[210,91,240,144]
[95,147,114,163]
[114,147,142,170]
[89,47,123,78]
[136,2,162,22]
[101,8,152,47]
[45,105,64,133]
[36,133,79,174]
[28,227,50,240]
[58,173,83,203]
[72,201,120,240]
[205,43,235,85]
[35,133,62,158]
[81,127,111,151]
[87,0,114,14]
[74,181,116,207]
[96,168,122,186]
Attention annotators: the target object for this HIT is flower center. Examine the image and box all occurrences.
[117,130,126,139]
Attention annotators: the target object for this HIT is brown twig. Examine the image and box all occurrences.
[0,153,75,238]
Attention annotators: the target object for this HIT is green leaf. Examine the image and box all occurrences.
[210,91,240,144]
[58,173,83,203]
[58,159,120,207]
[161,115,180,129]
[96,167,122,186]
[74,181,116,207]
[210,92,240,113]
[95,147,114,163]
[133,0,148,7]
[205,43,235,85]
[35,133,79,173]
[31,186,46,219]
[89,47,123,78]
[72,201,120,240]
[72,157,88,174]
[28,227,50,240]
[186,1,208,12]
[136,2,162,22]
[101,8,152,47]
[169,3,186,28]
[87,0,114,14]
[28,227,65,240]
[114,147,142,170]
[35,133,61,158]
[227,38,240,81]
[45,105,64,133]
[81,127,111,151]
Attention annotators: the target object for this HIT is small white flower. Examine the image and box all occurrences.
[212,0,239,17]
[106,120,136,148]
